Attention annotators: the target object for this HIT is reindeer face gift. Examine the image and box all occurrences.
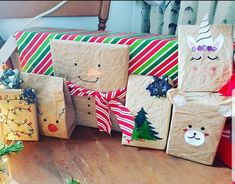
[20,73,76,139]
[178,13,233,91]
[37,104,68,137]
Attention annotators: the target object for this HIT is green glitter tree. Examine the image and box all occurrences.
[132,108,162,141]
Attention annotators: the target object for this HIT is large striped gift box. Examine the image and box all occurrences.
[15,28,178,83]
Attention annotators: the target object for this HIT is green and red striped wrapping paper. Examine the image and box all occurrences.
[15,28,178,82]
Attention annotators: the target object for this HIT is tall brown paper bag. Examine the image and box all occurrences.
[20,73,76,139]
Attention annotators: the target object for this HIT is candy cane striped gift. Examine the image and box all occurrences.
[15,28,178,83]
[67,81,135,141]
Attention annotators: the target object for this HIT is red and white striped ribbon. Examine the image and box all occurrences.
[67,81,134,141]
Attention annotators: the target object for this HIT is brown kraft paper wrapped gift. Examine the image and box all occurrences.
[50,40,129,132]
[122,75,172,149]
[0,89,39,141]
[20,73,76,139]
[166,89,231,165]
[178,13,233,92]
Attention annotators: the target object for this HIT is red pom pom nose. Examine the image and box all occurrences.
[48,124,58,132]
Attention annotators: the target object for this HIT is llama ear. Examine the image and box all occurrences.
[213,34,224,51]
[173,95,187,107]
[186,35,197,50]
[167,89,187,107]
[218,105,231,117]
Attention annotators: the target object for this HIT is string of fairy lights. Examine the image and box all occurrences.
[0,94,35,139]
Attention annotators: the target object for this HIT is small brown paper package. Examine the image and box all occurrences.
[122,75,172,149]
[0,89,39,141]
[20,73,76,139]
[166,89,231,165]
[178,13,233,92]
[50,40,129,132]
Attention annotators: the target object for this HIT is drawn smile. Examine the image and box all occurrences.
[78,76,99,83]
[188,135,200,140]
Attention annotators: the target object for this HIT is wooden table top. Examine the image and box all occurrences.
[8,126,232,184]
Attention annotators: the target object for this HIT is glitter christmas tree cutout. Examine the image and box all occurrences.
[132,108,162,141]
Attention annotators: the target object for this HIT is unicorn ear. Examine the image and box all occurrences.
[186,35,197,50]
[213,34,224,51]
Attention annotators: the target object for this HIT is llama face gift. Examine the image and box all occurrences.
[178,13,233,91]
[122,75,173,149]
[166,89,231,165]
[51,40,130,132]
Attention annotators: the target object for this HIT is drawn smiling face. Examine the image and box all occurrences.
[75,62,103,86]
[186,33,224,77]
[51,40,129,92]
[183,125,209,146]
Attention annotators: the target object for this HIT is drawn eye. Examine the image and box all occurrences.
[188,125,192,128]
[201,127,205,131]
[190,56,201,61]
[207,56,219,60]
[97,64,101,67]
[56,120,59,123]
[74,63,78,66]
[44,118,47,122]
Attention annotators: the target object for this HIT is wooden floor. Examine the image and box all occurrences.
[8,126,232,184]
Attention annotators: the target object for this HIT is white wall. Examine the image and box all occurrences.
[0,1,145,40]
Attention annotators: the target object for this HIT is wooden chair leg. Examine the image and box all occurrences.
[98,18,107,31]
[98,0,110,31]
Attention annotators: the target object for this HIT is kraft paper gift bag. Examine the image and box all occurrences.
[50,40,129,132]
[20,73,76,139]
[0,89,39,141]
[122,75,173,149]
[178,13,233,91]
[166,89,231,165]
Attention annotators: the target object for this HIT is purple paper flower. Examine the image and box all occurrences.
[192,45,217,52]
[197,45,203,51]
[207,46,213,51]
[203,45,207,50]
[192,47,197,52]
[212,46,217,51]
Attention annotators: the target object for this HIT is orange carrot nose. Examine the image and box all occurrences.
[87,68,103,76]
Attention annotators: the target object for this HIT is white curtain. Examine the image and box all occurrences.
[144,1,235,37]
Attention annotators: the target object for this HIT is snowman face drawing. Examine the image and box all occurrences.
[50,40,129,92]
[183,125,209,146]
